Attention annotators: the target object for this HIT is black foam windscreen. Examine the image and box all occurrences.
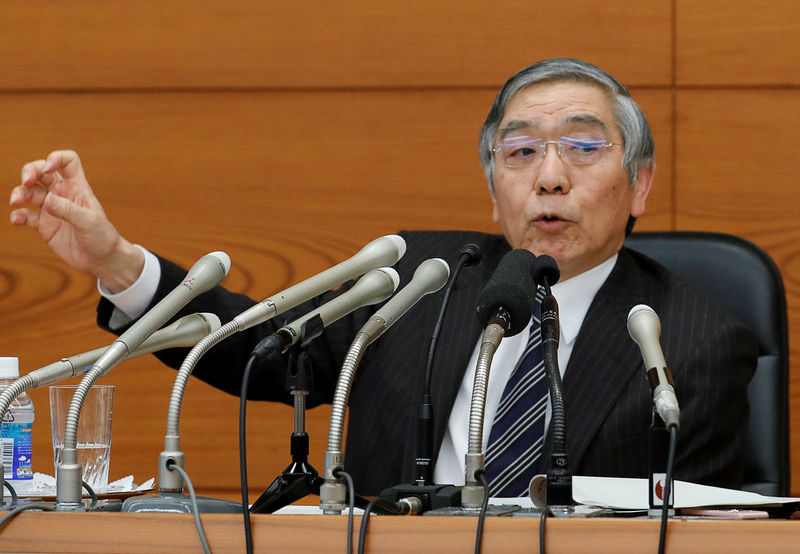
[459,243,483,267]
[532,254,560,287]
[475,249,537,336]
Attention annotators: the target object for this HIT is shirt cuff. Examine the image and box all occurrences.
[97,245,161,321]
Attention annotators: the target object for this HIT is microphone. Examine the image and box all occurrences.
[150,237,406,510]
[415,244,482,485]
[98,251,231,376]
[627,304,680,430]
[246,266,401,516]
[56,251,231,508]
[532,254,560,289]
[354,258,450,343]
[475,249,538,336]
[232,235,406,331]
[1,312,220,405]
[530,255,573,512]
[376,244,483,514]
[0,312,221,503]
[464,249,538,508]
[321,259,450,514]
[250,267,401,359]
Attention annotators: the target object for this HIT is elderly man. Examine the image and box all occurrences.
[10,58,756,497]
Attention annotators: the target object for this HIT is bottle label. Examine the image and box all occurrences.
[0,421,33,481]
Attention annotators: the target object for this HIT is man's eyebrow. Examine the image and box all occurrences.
[560,113,609,131]
[497,114,610,139]
[497,119,540,139]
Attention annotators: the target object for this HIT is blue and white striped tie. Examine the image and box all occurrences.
[484,288,548,497]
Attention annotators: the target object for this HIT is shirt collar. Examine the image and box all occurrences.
[550,253,617,346]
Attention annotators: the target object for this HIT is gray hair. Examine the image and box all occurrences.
[478,58,655,193]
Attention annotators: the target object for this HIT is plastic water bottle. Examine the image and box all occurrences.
[0,357,34,495]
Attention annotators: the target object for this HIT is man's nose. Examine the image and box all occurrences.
[534,143,571,194]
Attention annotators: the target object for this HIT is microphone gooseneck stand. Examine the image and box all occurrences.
[462,248,538,509]
[626,304,681,554]
[379,244,482,513]
[461,308,511,509]
[417,244,483,483]
[58,251,231,511]
[536,260,574,516]
[320,258,452,515]
[249,316,325,514]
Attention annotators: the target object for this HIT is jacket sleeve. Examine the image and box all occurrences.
[96,253,370,407]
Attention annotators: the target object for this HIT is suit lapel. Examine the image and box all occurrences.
[546,249,651,471]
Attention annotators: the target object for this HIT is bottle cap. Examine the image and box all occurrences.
[0,357,20,379]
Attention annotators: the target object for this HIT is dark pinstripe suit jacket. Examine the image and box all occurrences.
[98,230,757,495]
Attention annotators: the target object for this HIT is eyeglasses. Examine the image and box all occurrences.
[492,136,622,169]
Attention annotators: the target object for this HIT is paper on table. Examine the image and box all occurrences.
[21,472,154,497]
[530,475,800,510]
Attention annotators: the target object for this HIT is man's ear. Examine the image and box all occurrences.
[630,161,655,218]
[491,193,500,223]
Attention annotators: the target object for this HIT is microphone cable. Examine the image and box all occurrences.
[332,468,355,554]
[0,503,55,532]
[81,480,98,509]
[472,469,490,554]
[0,481,96,533]
[539,509,548,554]
[1,481,17,507]
[239,354,259,554]
[167,461,212,554]
[658,425,678,554]
[357,497,418,554]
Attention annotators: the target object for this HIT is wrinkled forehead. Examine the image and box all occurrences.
[498,79,619,139]
[497,114,611,141]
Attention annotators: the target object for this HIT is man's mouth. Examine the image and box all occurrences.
[533,213,569,230]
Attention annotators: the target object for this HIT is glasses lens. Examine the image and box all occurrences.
[559,137,612,165]
[495,136,543,167]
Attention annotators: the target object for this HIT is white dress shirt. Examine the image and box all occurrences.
[432,254,617,486]
[100,247,617,485]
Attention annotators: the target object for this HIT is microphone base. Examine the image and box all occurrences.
[424,503,531,517]
[378,483,462,513]
[0,497,122,512]
[121,492,242,513]
[249,462,322,514]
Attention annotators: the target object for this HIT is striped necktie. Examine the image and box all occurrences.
[484,288,548,497]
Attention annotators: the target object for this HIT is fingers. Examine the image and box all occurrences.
[19,150,84,190]
[42,150,85,181]
[9,181,48,208]
[20,159,57,189]
[9,207,40,230]
[42,190,95,231]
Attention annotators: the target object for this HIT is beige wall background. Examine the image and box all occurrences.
[0,1,798,499]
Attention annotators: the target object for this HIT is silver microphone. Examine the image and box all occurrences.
[96,251,231,374]
[22,312,221,390]
[233,235,406,331]
[627,304,680,430]
[356,258,450,343]
[57,252,230,507]
[0,312,220,502]
[256,267,400,357]
[321,258,450,514]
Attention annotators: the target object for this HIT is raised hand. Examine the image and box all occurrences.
[10,150,144,292]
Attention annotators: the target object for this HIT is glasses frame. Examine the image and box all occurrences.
[492,137,622,168]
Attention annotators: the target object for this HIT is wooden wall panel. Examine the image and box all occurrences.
[6,0,799,501]
[676,0,800,85]
[0,1,671,89]
[674,89,800,488]
[0,86,672,498]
